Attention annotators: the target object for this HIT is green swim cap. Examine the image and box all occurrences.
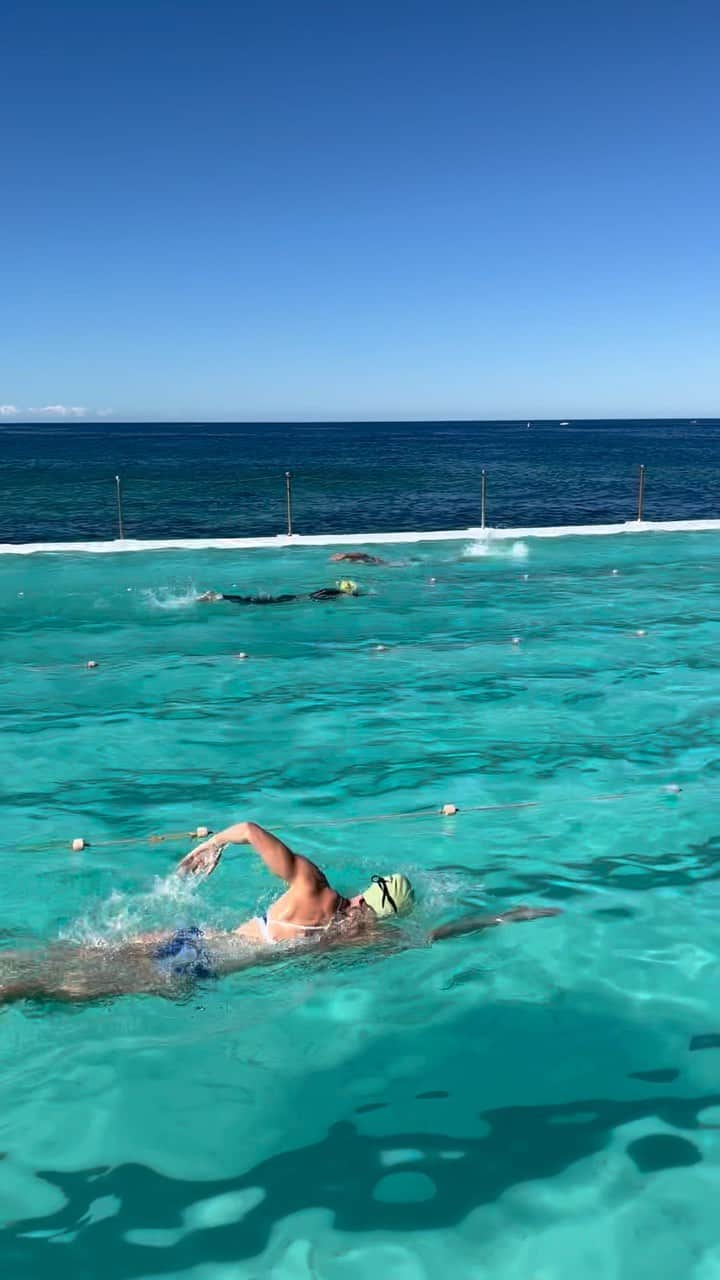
[337,578,358,594]
[362,873,414,918]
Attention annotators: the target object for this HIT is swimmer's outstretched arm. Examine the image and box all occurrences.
[428,905,561,943]
[213,903,563,974]
[177,821,324,887]
[213,904,563,976]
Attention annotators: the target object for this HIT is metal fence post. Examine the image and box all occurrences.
[115,475,125,539]
[636,464,646,522]
[481,469,487,530]
[285,471,293,536]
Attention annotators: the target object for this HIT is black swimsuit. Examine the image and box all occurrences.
[221,593,297,605]
[221,589,345,605]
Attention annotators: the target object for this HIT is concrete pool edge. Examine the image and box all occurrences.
[2,517,720,555]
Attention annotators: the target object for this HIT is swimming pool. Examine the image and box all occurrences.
[2,530,720,1279]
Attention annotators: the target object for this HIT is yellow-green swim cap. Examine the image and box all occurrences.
[337,578,358,594]
[362,873,414,918]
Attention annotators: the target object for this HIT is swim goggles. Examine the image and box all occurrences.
[370,874,398,914]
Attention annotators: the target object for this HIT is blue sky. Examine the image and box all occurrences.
[1,0,718,421]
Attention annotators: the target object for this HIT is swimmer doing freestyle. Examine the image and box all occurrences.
[328,552,385,565]
[197,579,360,605]
[0,821,559,1006]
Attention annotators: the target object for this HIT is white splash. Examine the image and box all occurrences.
[142,584,199,610]
[463,539,529,561]
[62,875,199,946]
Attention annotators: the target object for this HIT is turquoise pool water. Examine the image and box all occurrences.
[2,531,720,1279]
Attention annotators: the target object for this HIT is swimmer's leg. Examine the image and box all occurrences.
[0,969,103,1006]
[0,943,175,1006]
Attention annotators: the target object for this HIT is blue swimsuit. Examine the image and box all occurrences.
[153,927,216,980]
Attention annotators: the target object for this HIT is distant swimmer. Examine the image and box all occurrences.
[197,579,360,605]
[329,552,386,565]
[0,819,559,1005]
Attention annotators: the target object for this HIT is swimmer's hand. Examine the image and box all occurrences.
[176,839,225,879]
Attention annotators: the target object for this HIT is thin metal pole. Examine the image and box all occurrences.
[481,469,487,530]
[636,464,646,522]
[285,471,293,536]
[115,475,125,540]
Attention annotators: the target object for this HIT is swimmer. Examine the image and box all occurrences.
[0,821,559,1006]
[197,580,359,605]
[329,552,386,565]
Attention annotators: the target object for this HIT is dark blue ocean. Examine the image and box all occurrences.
[1,419,718,542]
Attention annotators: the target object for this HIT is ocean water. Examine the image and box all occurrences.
[1,418,719,543]
[2,529,720,1279]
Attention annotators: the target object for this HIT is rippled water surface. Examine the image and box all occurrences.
[2,531,720,1279]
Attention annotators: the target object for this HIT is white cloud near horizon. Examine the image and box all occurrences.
[28,404,88,417]
[6,404,112,418]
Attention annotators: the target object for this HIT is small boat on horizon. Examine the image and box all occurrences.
[560,421,570,426]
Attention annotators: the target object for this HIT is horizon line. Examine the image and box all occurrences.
[2,415,718,427]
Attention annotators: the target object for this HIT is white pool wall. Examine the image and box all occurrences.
[1,518,720,555]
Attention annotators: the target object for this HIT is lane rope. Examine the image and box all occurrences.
[19,785,682,855]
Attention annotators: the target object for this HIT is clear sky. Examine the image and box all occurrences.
[1,0,719,422]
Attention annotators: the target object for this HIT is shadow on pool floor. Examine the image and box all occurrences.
[6,1086,718,1279]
